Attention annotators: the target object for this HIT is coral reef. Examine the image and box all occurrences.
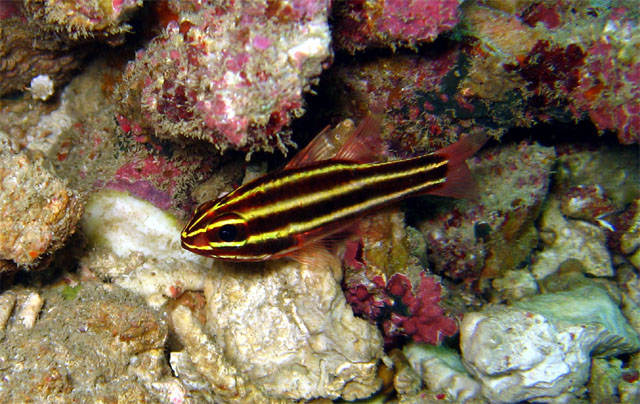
[0,141,82,269]
[0,1,638,402]
[461,286,640,403]
[332,0,461,52]
[116,0,332,153]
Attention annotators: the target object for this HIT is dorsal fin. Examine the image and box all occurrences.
[286,114,386,169]
[285,125,334,169]
[333,113,386,163]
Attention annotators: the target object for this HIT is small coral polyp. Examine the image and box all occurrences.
[116,0,332,153]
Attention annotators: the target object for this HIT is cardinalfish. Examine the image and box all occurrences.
[181,114,487,263]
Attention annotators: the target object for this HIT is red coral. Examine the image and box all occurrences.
[570,34,639,144]
[505,40,585,107]
[344,271,458,345]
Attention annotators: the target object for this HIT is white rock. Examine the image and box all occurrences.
[204,258,383,401]
[0,291,16,331]
[17,292,43,329]
[81,190,209,267]
[403,343,481,402]
[461,286,640,403]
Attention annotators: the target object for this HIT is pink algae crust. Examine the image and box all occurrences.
[333,0,460,52]
[345,270,457,346]
[116,0,332,153]
[105,155,184,211]
[569,14,640,144]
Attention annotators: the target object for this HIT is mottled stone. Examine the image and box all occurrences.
[461,286,639,403]
[0,282,178,404]
[204,259,383,401]
[532,198,613,279]
[0,146,82,267]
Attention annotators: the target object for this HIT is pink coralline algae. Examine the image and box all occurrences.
[345,272,457,346]
[328,49,492,154]
[105,155,189,211]
[568,9,640,144]
[333,0,461,52]
[116,0,332,153]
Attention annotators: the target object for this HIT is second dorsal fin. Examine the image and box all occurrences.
[333,114,385,163]
[286,114,386,169]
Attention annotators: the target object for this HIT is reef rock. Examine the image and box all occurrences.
[116,0,332,153]
[0,140,82,268]
[0,283,182,404]
[461,286,640,403]
[533,197,614,279]
[0,0,142,97]
[403,343,481,402]
[203,259,383,401]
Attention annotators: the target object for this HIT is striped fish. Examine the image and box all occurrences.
[181,115,487,262]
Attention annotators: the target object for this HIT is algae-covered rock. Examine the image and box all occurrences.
[0,145,82,268]
[588,358,623,403]
[461,286,639,403]
[513,286,639,357]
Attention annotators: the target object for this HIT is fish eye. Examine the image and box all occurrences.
[209,213,248,244]
[218,224,238,242]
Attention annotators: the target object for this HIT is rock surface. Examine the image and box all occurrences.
[461,286,640,403]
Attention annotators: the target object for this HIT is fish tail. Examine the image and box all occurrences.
[428,132,488,199]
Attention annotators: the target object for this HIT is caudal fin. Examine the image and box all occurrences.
[428,132,488,199]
